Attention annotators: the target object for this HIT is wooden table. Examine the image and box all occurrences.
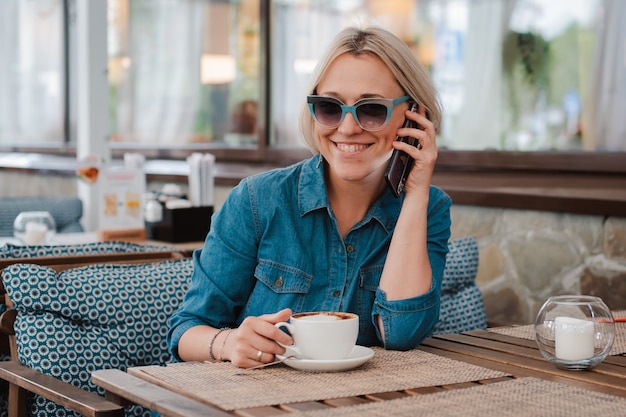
[421,328,626,398]
[92,323,626,417]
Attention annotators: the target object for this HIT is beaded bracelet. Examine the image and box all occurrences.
[219,329,233,362]
[208,327,231,362]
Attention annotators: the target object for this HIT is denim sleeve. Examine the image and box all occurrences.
[372,187,452,350]
[167,179,259,360]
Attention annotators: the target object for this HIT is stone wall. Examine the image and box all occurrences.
[0,171,77,198]
[451,205,626,325]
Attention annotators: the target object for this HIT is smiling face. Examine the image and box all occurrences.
[314,53,408,188]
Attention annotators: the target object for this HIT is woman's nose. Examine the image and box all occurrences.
[337,112,363,135]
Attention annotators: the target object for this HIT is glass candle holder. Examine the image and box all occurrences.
[534,295,615,370]
[13,211,56,245]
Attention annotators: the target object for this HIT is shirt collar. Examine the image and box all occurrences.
[298,155,328,215]
[297,154,402,233]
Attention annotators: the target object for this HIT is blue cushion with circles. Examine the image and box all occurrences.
[1,258,193,417]
[0,241,178,260]
[0,238,181,413]
[433,236,487,334]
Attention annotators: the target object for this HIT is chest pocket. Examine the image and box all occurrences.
[255,260,312,294]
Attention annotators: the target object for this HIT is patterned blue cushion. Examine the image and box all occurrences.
[0,241,178,260]
[1,258,193,417]
[0,238,181,412]
[433,236,487,334]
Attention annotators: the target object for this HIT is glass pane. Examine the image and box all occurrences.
[271,0,389,148]
[433,0,603,151]
[108,0,261,147]
[271,0,624,152]
[0,0,65,145]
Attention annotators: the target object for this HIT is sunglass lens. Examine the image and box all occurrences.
[313,101,342,126]
[356,103,388,129]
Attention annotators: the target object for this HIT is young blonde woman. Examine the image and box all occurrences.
[168,26,451,368]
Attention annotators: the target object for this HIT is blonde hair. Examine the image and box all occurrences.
[299,26,441,153]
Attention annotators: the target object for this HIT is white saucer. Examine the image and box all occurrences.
[276,345,374,372]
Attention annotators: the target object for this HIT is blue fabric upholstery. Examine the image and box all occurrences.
[433,236,487,335]
[0,197,84,237]
[0,240,179,379]
[1,258,193,417]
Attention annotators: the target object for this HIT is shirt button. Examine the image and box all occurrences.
[346,245,354,253]
[275,277,284,287]
[332,290,340,297]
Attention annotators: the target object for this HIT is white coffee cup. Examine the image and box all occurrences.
[275,311,359,360]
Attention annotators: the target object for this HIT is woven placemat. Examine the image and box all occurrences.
[489,310,626,355]
[130,347,509,410]
[285,377,626,417]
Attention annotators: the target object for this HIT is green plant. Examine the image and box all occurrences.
[501,31,552,148]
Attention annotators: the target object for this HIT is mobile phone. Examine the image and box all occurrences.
[384,102,420,197]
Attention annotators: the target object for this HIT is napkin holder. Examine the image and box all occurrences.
[145,205,213,243]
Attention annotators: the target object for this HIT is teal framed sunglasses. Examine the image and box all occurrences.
[307,95,410,131]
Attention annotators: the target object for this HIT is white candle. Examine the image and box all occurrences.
[554,316,595,360]
[24,221,48,245]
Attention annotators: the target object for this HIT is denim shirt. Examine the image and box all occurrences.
[167,155,451,360]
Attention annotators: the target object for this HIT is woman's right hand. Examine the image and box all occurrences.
[225,308,293,368]
[394,105,437,195]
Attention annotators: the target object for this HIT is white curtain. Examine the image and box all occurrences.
[584,0,626,151]
[116,1,204,144]
[0,1,18,142]
[450,0,517,150]
[271,3,348,147]
[0,0,64,144]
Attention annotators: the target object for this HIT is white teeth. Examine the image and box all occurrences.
[336,143,369,152]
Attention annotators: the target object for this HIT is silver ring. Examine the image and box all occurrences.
[255,350,263,362]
